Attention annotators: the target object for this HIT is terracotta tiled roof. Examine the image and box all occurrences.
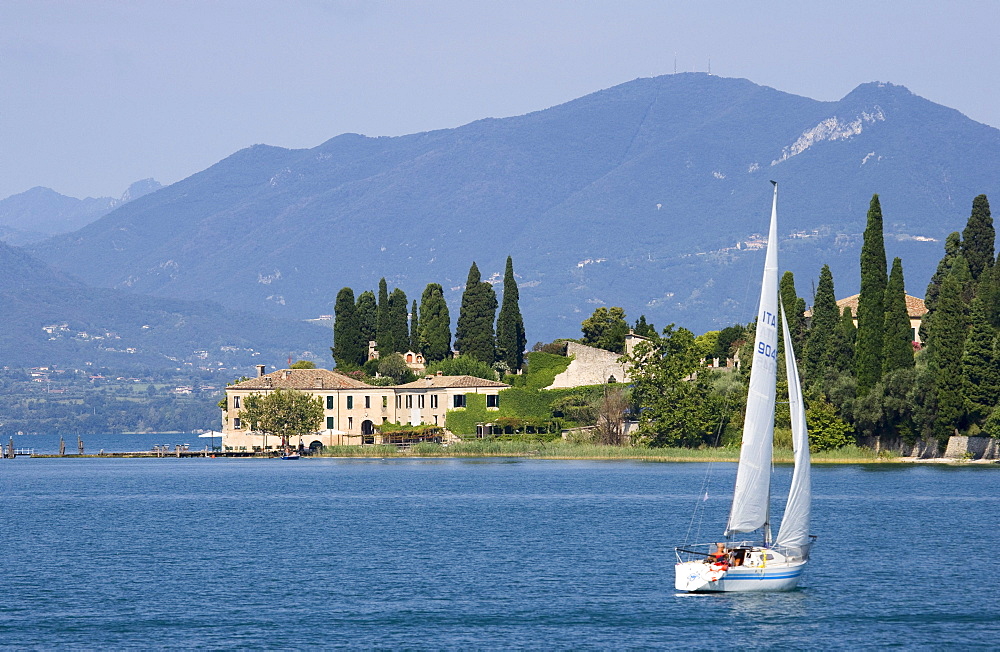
[395,374,509,389]
[805,293,927,318]
[230,369,372,391]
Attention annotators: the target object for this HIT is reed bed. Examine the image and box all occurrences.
[317,440,903,462]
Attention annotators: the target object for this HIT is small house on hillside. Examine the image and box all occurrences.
[804,294,927,345]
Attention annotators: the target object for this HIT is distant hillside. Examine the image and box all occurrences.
[29,74,1000,342]
[0,179,162,245]
[0,241,330,371]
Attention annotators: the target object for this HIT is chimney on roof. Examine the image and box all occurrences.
[283,370,291,380]
[256,364,266,377]
[316,377,324,389]
[436,370,443,376]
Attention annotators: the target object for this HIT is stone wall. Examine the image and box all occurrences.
[943,435,1000,459]
[546,342,630,389]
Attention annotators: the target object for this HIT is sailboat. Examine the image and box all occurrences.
[674,181,813,593]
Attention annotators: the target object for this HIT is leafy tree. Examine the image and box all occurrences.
[621,325,717,447]
[713,324,746,362]
[356,290,377,344]
[377,352,417,384]
[960,194,994,281]
[962,298,1000,422]
[410,299,420,352]
[496,256,527,372]
[694,331,720,362]
[387,288,409,354]
[882,257,914,375]
[376,278,391,353]
[805,395,852,451]
[419,283,452,362]
[926,270,967,439]
[633,315,657,338]
[424,354,498,381]
[806,265,839,377]
[581,306,629,353]
[455,262,498,364]
[333,287,365,368]
[240,389,324,453]
[289,360,316,369]
[855,194,888,393]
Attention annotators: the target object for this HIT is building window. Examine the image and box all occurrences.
[382,396,388,408]
[233,417,242,430]
[347,396,354,409]
[418,395,425,408]
[348,416,353,430]
[405,395,413,408]
[233,396,241,409]
[431,394,438,409]
[486,394,499,408]
[326,395,334,410]
[434,415,438,425]
[453,394,466,408]
[395,395,401,409]
[326,416,335,430]
[365,395,371,409]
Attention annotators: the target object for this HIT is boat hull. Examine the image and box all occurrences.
[674,560,805,593]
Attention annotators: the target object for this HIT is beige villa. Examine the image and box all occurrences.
[220,366,507,453]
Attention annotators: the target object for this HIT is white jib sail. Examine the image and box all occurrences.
[774,301,812,558]
[725,182,779,537]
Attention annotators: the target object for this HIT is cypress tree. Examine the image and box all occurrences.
[927,270,967,439]
[882,257,914,375]
[922,232,962,342]
[779,271,806,357]
[496,256,527,372]
[962,298,1000,422]
[633,315,657,338]
[376,278,391,354]
[356,290,377,345]
[333,287,365,368]
[455,262,498,364]
[806,265,839,376]
[960,194,994,281]
[410,299,420,352]
[387,288,409,353]
[855,194,888,393]
[419,283,452,362]
[830,306,857,373]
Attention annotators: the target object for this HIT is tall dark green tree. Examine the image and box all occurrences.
[922,232,962,342]
[960,194,994,281]
[333,287,365,368]
[633,315,657,338]
[830,306,857,373]
[419,283,452,362]
[806,265,839,376]
[855,194,889,393]
[356,290,377,345]
[387,288,409,354]
[882,257,914,375]
[495,256,526,372]
[961,298,1000,423]
[410,299,420,352]
[779,270,806,357]
[927,270,967,439]
[376,278,391,353]
[455,262,498,364]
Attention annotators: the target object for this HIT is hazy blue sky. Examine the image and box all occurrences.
[3,0,998,200]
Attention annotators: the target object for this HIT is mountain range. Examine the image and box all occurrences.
[0,179,162,245]
[0,240,329,371]
[20,73,1000,348]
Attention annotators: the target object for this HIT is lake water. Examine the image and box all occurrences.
[1,456,997,649]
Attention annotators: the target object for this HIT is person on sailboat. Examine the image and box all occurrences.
[706,543,729,566]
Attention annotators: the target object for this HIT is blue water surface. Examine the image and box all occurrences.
[1,457,997,649]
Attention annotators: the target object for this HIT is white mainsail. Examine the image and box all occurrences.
[774,301,812,558]
[725,182,779,537]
